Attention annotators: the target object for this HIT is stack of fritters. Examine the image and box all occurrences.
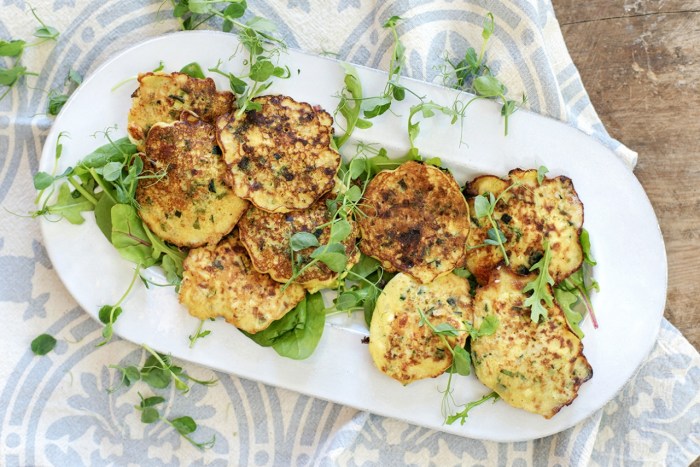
[129,74,344,334]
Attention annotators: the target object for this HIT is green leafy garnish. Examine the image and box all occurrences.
[536,165,549,184]
[445,391,500,426]
[553,229,599,337]
[243,292,326,360]
[469,184,519,265]
[334,64,371,148]
[1,6,58,101]
[31,333,57,355]
[522,239,554,323]
[135,392,215,449]
[188,319,212,348]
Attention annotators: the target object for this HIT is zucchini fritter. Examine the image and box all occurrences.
[127,72,234,151]
[358,161,470,284]
[470,267,592,418]
[179,231,306,334]
[369,272,472,385]
[238,193,360,293]
[135,117,248,248]
[463,169,583,285]
[216,95,340,213]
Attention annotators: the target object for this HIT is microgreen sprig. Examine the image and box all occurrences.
[469,183,520,265]
[0,6,58,101]
[135,393,216,450]
[440,12,526,136]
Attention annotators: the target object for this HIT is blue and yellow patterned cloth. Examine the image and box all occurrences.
[1,1,698,465]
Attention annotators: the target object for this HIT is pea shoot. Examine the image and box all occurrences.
[0,6,59,102]
[109,349,217,450]
[440,12,526,136]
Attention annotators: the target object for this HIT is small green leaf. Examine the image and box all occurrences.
[101,161,123,182]
[0,40,26,57]
[477,315,499,337]
[315,252,347,272]
[335,292,360,310]
[33,172,54,190]
[345,184,362,202]
[329,219,352,243]
[34,25,59,40]
[350,254,381,278]
[580,229,596,266]
[290,232,319,251]
[481,12,495,41]
[47,93,69,116]
[140,407,160,424]
[473,75,506,98]
[223,1,247,19]
[31,333,57,355]
[473,195,490,218]
[180,62,205,79]
[171,416,197,435]
[249,60,275,82]
[98,305,123,325]
[140,395,166,408]
[451,346,471,376]
[537,165,549,184]
[383,15,402,28]
[0,66,29,87]
[141,368,171,389]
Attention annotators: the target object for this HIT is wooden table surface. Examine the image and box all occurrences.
[552,1,700,351]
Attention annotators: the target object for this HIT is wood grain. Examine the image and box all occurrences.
[552,0,700,351]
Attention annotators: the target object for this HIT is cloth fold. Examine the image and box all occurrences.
[0,0,697,465]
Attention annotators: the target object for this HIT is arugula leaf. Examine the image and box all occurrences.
[522,240,554,323]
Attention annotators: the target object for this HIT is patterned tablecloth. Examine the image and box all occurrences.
[1,1,699,465]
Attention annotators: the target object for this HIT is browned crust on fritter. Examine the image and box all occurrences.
[178,231,306,334]
[238,193,360,292]
[470,267,592,418]
[358,161,470,284]
[463,169,584,285]
[135,118,248,248]
[127,72,234,151]
[216,95,340,213]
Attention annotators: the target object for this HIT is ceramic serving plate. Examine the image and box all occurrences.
[39,31,667,442]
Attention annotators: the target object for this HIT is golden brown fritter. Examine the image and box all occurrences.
[216,95,340,213]
[135,117,248,248]
[470,267,592,418]
[358,161,470,284]
[238,193,360,293]
[463,169,584,285]
[369,272,472,385]
[178,231,306,334]
[127,72,234,151]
